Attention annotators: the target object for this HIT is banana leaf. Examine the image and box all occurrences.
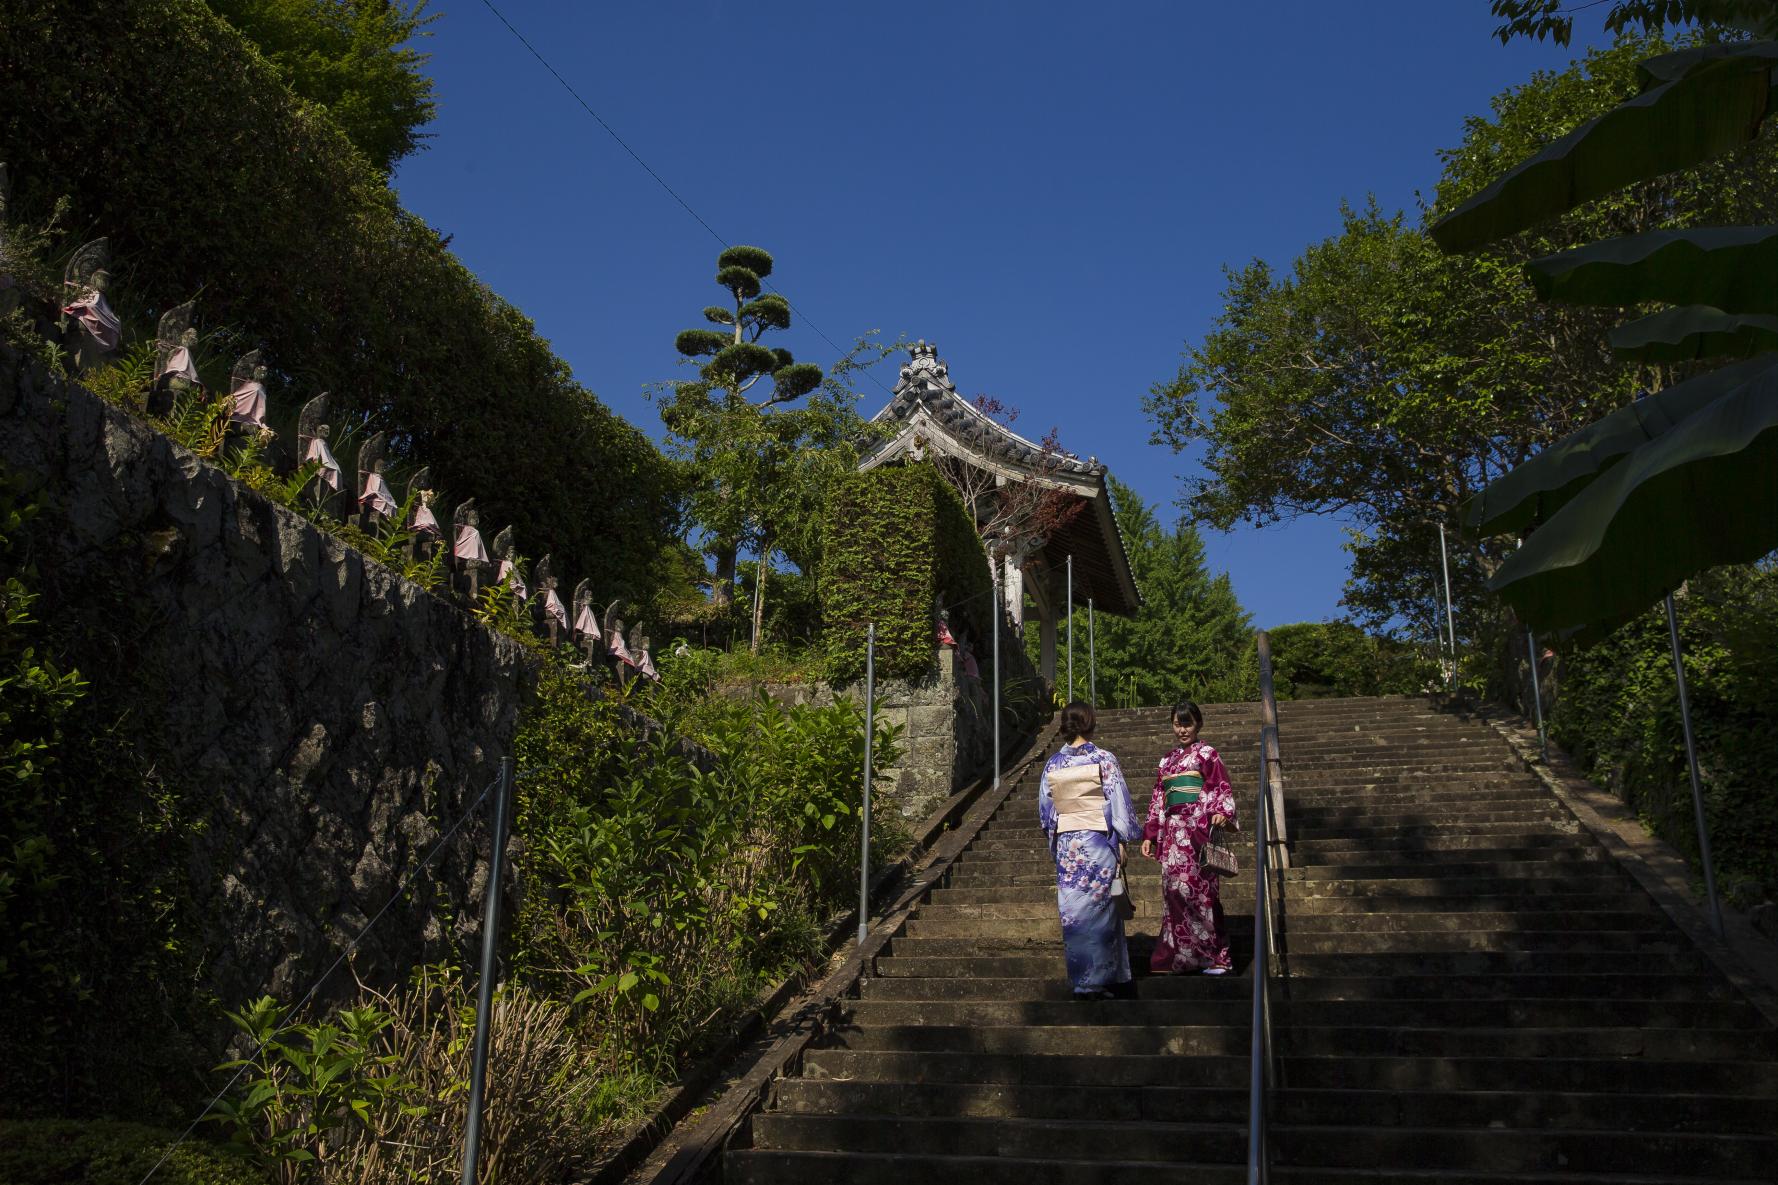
[1487,358,1778,632]
[1609,305,1778,361]
[1527,225,1778,314]
[1461,355,1778,536]
[1429,41,1778,253]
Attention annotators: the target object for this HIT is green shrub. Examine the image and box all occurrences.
[1266,621,1434,700]
[0,0,676,606]
[822,464,992,682]
[1551,564,1778,906]
[0,1120,266,1185]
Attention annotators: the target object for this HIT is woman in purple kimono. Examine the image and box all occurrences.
[1141,700,1238,974]
[1038,701,1143,1000]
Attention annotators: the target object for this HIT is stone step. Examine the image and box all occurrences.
[899,910,1664,942]
[873,949,1716,979]
[857,972,1742,1003]
[772,1078,1778,1134]
[804,1048,1778,1095]
[1286,854,1616,880]
[1292,831,1586,854]
[841,996,1760,1031]
[1283,783,1547,806]
[1297,812,1578,838]
[918,893,1651,919]
[927,875,1632,905]
[746,1113,1246,1163]
[1289,798,1562,823]
[1282,927,1688,956]
[827,1022,1774,1061]
[1285,909,1666,933]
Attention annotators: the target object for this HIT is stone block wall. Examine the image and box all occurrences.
[1,346,536,1008]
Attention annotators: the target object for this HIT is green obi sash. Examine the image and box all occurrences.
[1163,771,1202,808]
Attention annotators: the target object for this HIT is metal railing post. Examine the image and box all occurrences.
[859,623,876,946]
[1065,555,1074,701]
[1438,523,1457,695]
[1088,596,1096,704]
[992,563,1002,791]
[461,756,513,1185]
[1527,626,1548,763]
[1665,595,1724,937]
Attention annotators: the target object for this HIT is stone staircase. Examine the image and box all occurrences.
[725,696,1778,1184]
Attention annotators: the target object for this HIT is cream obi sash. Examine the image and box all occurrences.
[1051,761,1108,834]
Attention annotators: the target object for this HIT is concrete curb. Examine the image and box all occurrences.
[1464,699,1778,1026]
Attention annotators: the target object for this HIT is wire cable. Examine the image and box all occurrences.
[473,0,896,396]
[136,771,505,1184]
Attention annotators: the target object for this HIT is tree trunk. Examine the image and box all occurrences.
[711,542,737,608]
[751,545,770,655]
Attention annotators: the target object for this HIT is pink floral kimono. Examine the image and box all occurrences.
[1145,741,1237,973]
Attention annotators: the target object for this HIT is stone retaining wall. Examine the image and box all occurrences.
[1,345,535,1008]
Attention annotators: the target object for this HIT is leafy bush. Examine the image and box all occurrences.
[1266,621,1436,700]
[211,970,594,1184]
[1551,563,1778,907]
[511,662,902,1135]
[822,463,993,682]
[0,0,677,607]
[0,1120,265,1185]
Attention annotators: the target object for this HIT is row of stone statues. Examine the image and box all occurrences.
[2,164,659,686]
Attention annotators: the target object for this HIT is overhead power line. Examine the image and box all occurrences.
[474,0,894,395]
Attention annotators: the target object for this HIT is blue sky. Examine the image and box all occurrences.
[392,2,1590,630]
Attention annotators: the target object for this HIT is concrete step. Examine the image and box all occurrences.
[804,1048,1778,1096]
[927,875,1632,905]
[1282,927,1689,956]
[918,892,1650,919]
[857,972,1743,1003]
[772,1078,1778,1135]
[841,996,1760,1031]
[747,1113,1246,1162]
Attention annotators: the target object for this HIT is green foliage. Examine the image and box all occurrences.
[1146,32,1778,650]
[822,464,993,683]
[511,663,903,1100]
[1265,621,1436,700]
[1551,563,1778,904]
[0,1120,266,1185]
[1048,477,1254,706]
[1491,0,1778,44]
[202,0,438,173]
[0,0,677,608]
[209,996,424,1177]
[0,482,213,1120]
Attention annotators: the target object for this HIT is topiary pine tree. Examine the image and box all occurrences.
[661,246,826,639]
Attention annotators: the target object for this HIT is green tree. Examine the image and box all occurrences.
[1045,477,1252,707]
[1145,34,1778,662]
[1490,0,1778,44]
[659,247,886,652]
[203,0,437,172]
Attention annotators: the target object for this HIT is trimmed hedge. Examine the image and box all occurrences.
[0,0,676,603]
[0,1121,266,1185]
[823,464,992,682]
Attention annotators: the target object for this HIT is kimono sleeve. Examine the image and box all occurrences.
[1098,753,1144,844]
[1201,744,1237,827]
[1142,755,1169,844]
[1037,761,1058,843]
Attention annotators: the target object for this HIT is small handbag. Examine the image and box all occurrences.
[1200,825,1239,878]
[1110,871,1136,920]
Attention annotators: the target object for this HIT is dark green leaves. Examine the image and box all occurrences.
[675,328,729,358]
[741,293,790,332]
[717,244,774,277]
[1461,356,1778,535]
[712,341,779,381]
[715,265,762,300]
[1607,305,1778,360]
[770,362,822,402]
[1430,41,1778,252]
[1528,226,1778,314]
[1489,360,1778,630]
[702,305,736,326]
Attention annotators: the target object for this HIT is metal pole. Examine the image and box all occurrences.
[1664,594,1724,937]
[1437,523,1457,694]
[461,757,513,1185]
[992,562,1001,791]
[1527,626,1548,763]
[1066,555,1074,701]
[859,623,875,946]
[1088,597,1096,705]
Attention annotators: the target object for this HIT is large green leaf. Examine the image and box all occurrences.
[1461,355,1778,536]
[1488,358,1778,631]
[1527,225,1778,314]
[1430,41,1778,253]
[1608,304,1778,361]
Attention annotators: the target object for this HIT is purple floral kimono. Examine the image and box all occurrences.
[1145,742,1237,973]
[1038,742,1143,996]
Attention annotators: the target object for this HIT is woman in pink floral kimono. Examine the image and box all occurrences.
[1141,700,1237,974]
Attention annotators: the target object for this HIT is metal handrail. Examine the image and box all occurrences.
[1248,631,1290,1184]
